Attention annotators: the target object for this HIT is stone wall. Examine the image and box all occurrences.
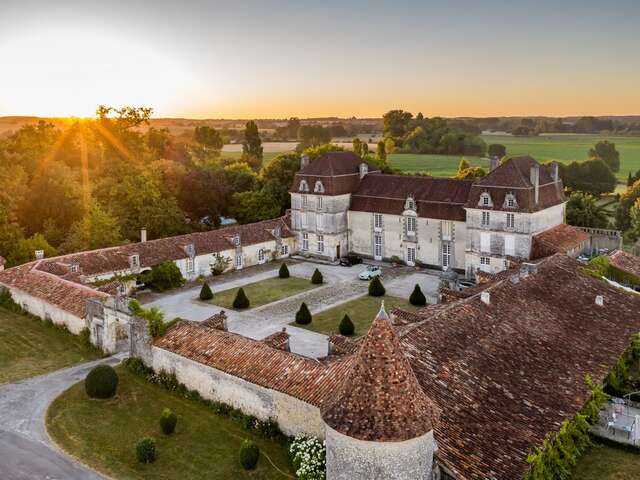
[8,287,86,334]
[325,425,434,480]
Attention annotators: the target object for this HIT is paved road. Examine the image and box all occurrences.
[0,355,125,480]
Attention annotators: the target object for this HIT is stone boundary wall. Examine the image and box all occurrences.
[579,226,623,253]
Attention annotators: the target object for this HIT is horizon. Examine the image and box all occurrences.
[2,0,639,119]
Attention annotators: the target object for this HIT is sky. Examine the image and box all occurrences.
[1,0,639,119]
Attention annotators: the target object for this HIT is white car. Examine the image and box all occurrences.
[359,265,382,280]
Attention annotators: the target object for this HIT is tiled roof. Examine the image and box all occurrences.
[532,224,590,258]
[609,250,640,279]
[202,311,227,331]
[154,320,352,407]
[321,304,437,441]
[0,261,108,318]
[396,254,640,479]
[261,328,290,351]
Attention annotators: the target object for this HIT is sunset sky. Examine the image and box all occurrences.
[1,0,639,119]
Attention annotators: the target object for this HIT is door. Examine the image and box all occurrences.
[407,247,416,266]
[374,234,382,260]
[336,244,341,260]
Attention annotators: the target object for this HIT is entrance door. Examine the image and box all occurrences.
[336,244,341,260]
[407,247,416,266]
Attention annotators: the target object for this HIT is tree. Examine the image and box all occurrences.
[368,276,386,297]
[229,190,281,224]
[628,198,640,241]
[352,138,363,156]
[297,125,331,150]
[145,127,172,158]
[383,109,413,140]
[457,158,471,173]
[142,262,185,292]
[199,282,213,301]
[376,141,387,162]
[627,169,640,187]
[409,284,427,306]
[242,121,263,165]
[566,193,609,228]
[311,268,323,284]
[260,153,301,212]
[177,166,229,227]
[488,144,507,158]
[339,314,355,336]
[279,263,290,278]
[384,138,396,155]
[616,180,640,231]
[223,162,258,193]
[455,166,486,180]
[62,202,123,253]
[589,141,620,172]
[7,233,57,266]
[194,125,223,152]
[233,288,250,309]
[559,159,616,195]
[295,302,312,324]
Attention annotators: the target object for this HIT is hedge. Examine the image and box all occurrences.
[136,437,157,464]
[233,288,250,309]
[279,263,290,279]
[339,314,355,336]
[311,268,323,285]
[160,408,178,434]
[239,440,260,470]
[85,364,119,399]
[199,282,213,301]
[368,276,386,297]
[409,284,427,306]
[295,303,312,325]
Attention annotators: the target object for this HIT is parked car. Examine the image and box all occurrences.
[339,254,363,267]
[358,265,382,280]
[458,279,476,289]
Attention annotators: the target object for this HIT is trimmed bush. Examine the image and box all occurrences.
[409,284,427,306]
[160,408,177,434]
[311,268,323,284]
[279,263,290,279]
[368,276,386,297]
[85,364,119,399]
[135,437,157,464]
[295,302,312,325]
[232,288,250,309]
[199,282,213,301]
[339,314,355,336]
[141,261,185,292]
[239,440,260,470]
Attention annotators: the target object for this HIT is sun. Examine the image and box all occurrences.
[0,25,201,117]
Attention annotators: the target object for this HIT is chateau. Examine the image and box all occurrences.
[290,151,566,277]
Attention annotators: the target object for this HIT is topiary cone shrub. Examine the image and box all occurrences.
[199,282,213,301]
[295,302,312,325]
[409,284,427,306]
[232,288,250,309]
[279,263,290,279]
[85,364,119,399]
[339,314,355,336]
[311,268,323,284]
[239,440,260,470]
[368,276,386,297]
[160,408,178,435]
[136,437,157,464]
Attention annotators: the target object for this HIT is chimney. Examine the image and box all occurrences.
[595,295,604,307]
[140,228,147,243]
[300,154,310,170]
[490,156,500,171]
[530,165,540,205]
[480,291,491,305]
[35,249,45,260]
[551,162,559,184]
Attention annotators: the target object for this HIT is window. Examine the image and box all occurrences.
[505,193,517,209]
[301,211,308,229]
[299,180,309,192]
[186,257,195,273]
[374,234,382,259]
[406,216,417,234]
[235,253,242,268]
[258,249,265,263]
[506,213,515,229]
[482,211,490,227]
[233,235,240,247]
[505,235,515,256]
[317,196,323,209]
[480,256,490,266]
[302,233,309,251]
[442,243,451,268]
[302,195,308,208]
[281,244,289,256]
[374,213,383,229]
[129,254,140,269]
[70,264,79,273]
[480,232,490,253]
[441,221,453,241]
[406,197,416,210]
[407,247,416,265]
[314,181,324,193]
[317,234,324,253]
[316,213,324,230]
[480,192,492,207]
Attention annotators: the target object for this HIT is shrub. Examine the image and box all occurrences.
[141,262,185,292]
[211,253,231,276]
[290,434,326,480]
[85,364,119,399]
[199,282,213,301]
[79,327,92,346]
[295,302,312,325]
[368,276,386,297]
[232,288,250,309]
[239,440,260,470]
[311,268,323,284]
[279,263,290,278]
[409,284,427,306]
[339,314,355,336]
[136,437,157,464]
[160,408,178,434]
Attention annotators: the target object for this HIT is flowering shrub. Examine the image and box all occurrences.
[289,434,326,480]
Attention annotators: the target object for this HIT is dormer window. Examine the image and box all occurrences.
[129,254,140,269]
[504,192,518,209]
[299,180,309,192]
[274,226,281,238]
[479,192,493,208]
[233,235,240,247]
[359,162,369,179]
[405,196,416,211]
[70,263,80,273]
[314,181,324,193]
[184,243,195,258]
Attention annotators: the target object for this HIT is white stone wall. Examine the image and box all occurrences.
[7,287,86,334]
[325,425,434,480]
[152,347,325,438]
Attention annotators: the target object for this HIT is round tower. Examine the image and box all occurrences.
[321,303,437,480]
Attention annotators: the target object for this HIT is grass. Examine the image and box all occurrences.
[571,443,640,479]
[46,367,293,480]
[208,276,319,310]
[0,306,101,385]
[388,153,487,177]
[293,294,418,337]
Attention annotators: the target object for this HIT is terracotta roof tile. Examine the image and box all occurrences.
[609,250,640,278]
[261,328,290,351]
[202,311,227,331]
[532,224,590,258]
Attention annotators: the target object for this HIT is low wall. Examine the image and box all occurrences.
[152,347,325,438]
[8,287,85,334]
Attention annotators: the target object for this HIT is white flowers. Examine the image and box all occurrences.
[290,434,326,480]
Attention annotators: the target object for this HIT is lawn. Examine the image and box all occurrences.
[388,153,487,177]
[293,294,418,337]
[0,306,101,385]
[209,276,319,310]
[46,367,293,480]
[571,443,640,479]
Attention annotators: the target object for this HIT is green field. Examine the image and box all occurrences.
[47,367,292,480]
[388,153,487,177]
[571,443,640,479]
[0,306,101,384]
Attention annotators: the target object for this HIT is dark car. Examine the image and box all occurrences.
[339,254,363,267]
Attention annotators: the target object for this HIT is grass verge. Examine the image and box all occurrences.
[571,441,640,479]
[208,276,319,310]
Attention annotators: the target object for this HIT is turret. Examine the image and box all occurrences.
[321,302,437,479]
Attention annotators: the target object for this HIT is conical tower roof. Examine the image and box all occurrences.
[321,302,435,441]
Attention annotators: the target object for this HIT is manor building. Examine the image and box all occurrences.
[290,152,567,277]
